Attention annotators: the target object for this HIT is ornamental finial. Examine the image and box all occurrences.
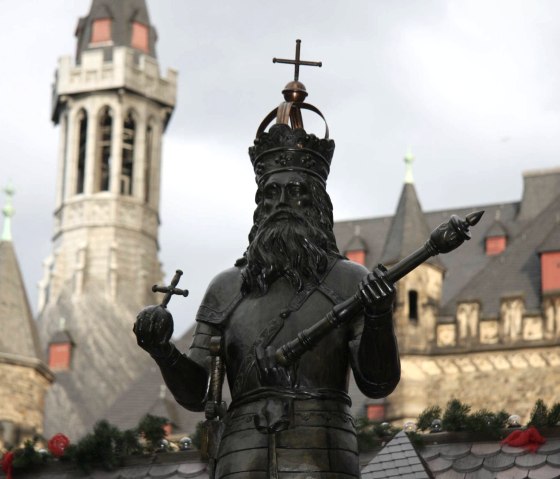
[2,182,15,241]
[404,149,414,184]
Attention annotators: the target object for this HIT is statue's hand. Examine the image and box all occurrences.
[133,305,174,358]
[359,264,395,317]
[255,345,291,388]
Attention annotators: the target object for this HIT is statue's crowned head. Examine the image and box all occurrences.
[241,44,341,294]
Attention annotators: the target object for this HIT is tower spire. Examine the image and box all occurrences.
[2,182,15,242]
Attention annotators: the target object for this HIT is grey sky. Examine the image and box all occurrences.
[1,1,560,336]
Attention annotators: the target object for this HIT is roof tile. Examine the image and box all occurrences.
[452,454,484,473]
[502,445,530,456]
[548,452,560,467]
[538,440,560,455]
[527,464,560,479]
[148,464,180,478]
[515,455,547,469]
[439,444,471,460]
[496,466,529,478]
[428,456,453,473]
[470,443,501,457]
[483,452,516,472]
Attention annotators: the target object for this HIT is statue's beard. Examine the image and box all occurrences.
[243,209,331,294]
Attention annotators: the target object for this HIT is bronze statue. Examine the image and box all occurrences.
[134,41,482,478]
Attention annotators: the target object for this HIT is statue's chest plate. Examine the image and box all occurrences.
[223,278,350,393]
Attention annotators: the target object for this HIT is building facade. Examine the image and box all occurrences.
[335,158,560,423]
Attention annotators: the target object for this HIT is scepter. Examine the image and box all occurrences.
[275,210,484,367]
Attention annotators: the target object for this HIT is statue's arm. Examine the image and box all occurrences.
[133,305,211,412]
[347,265,400,398]
[349,312,400,398]
[152,322,215,412]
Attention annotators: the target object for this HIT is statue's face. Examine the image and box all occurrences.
[262,171,311,219]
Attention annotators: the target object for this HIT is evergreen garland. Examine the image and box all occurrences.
[3,398,560,473]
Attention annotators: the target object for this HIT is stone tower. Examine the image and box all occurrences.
[0,186,53,448]
[38,0,177,438]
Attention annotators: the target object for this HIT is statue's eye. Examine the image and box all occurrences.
[263,184,279,200]
[288,183,306,197]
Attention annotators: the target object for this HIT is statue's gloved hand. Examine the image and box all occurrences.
[359,264,395,317]
[133,305,174,358]
[255,345,291,388]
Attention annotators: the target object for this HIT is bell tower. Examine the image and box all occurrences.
[39,0,176,311]
[38,0,177,438]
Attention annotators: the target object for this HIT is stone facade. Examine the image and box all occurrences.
[0,356,53,448]
[389,346,560,423]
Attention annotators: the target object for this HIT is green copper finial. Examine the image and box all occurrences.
[404,148,414,184]
[2,182,15,241]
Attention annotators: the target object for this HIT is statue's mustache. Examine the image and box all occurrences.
[260,209,307,229]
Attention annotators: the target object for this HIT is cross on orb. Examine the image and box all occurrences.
[273,39,322,81]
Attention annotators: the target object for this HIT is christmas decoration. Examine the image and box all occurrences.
[501,426,546,453]
[47,433,70,458]
[1,451,14,479]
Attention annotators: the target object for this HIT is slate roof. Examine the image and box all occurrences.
[445,194,560,317]
[334,167,560,319]
[0,451,209,479]
[362,430,433,478]
[39,289,152,439]
[0,240,43,361]
[75,0,157,63]
[418,431,560,478]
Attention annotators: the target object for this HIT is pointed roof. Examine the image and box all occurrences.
[381,183,444,270]
[381,153,444,269]
[0,187,43,361]
[0,241,43,360]
[362,430,433,478]
[75,0,157,63]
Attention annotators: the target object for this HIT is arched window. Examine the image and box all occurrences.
[76,110,88,194]
[408,290,419,323]
[121,111,136,195]
[144,123,153,202]
[96,107,112,192]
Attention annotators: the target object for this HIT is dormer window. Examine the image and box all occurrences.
[486,236,507,256]
[131,22,149,52]
[91,18,112,44]
[541,251,560,293]
[48,328,74,371]
[346,250,365,266]
[485,220,508,256]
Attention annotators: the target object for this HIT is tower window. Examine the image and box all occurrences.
[408,290,419,323]
[144,124,153,202]
[121,112,136,195]
[91,18,112,44]
[131,22,149,52]
[76,110,87,194]
[96,107,112,192]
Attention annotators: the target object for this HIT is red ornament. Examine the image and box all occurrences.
[1,451,14,479]
[48,433,70,458]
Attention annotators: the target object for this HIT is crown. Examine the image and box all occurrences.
[249,40,335,185]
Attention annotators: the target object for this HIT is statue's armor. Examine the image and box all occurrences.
[188,259,387,478]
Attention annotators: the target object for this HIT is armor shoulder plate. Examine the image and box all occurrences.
[320,259,369,303]
[195,266,244,327]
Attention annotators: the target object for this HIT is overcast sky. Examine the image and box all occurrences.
[1,0,560,337]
